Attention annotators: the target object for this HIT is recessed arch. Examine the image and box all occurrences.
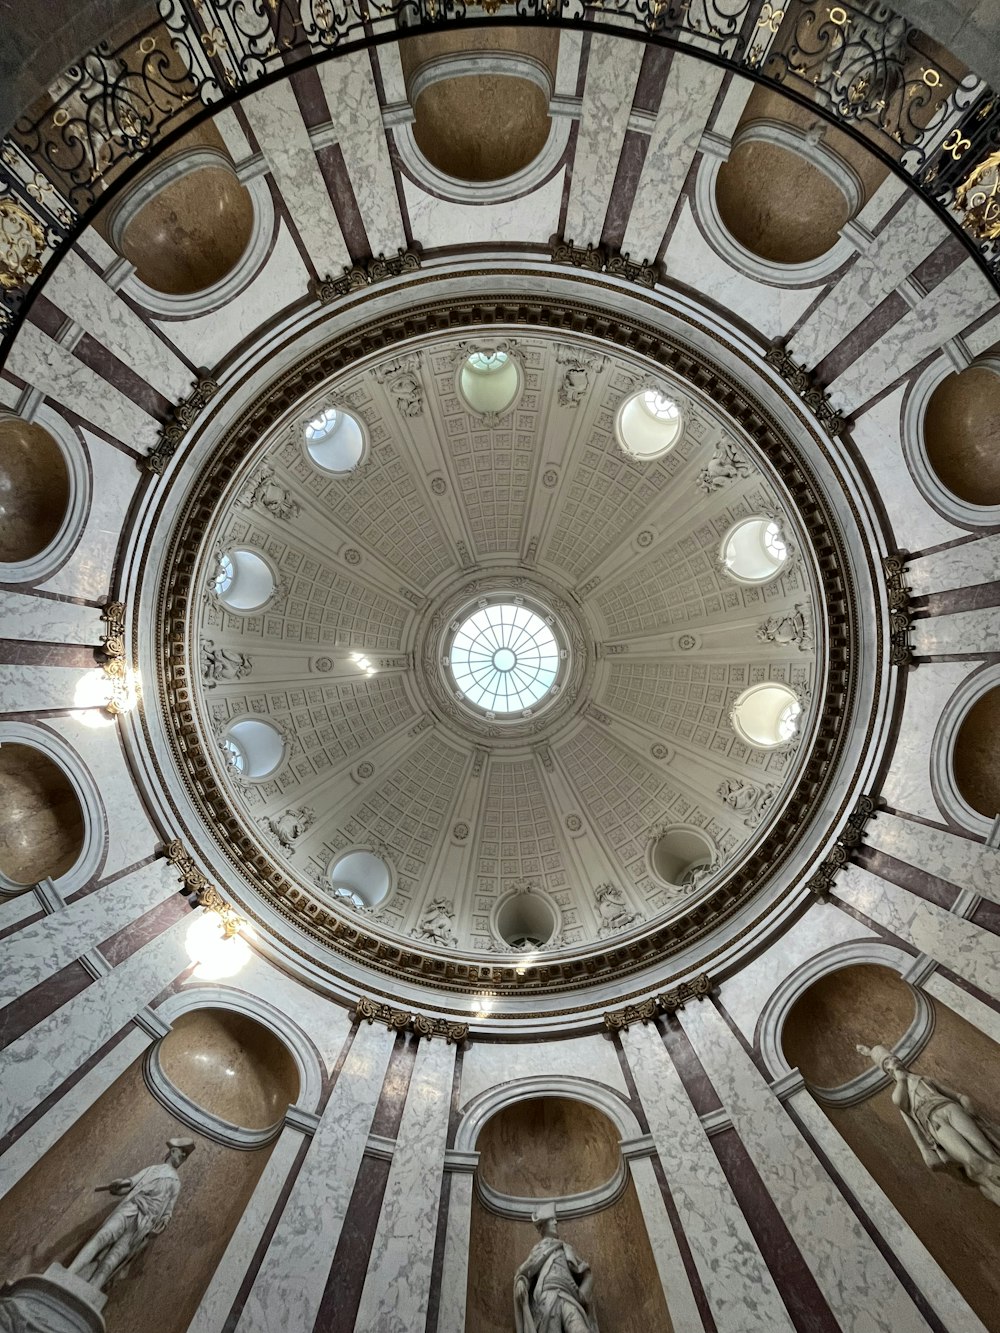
[0,407,90,584]
[932,664,1000,836]
[0,722,105,894]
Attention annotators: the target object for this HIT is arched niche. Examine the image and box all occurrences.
[0,417,70,566]
[923,358,1000,508]
[155,1008,300,1137]
[952,686,1000,822]
[101,123,255,298]
[0,1050,276,1333]
[399,28,559,188]
[706,85,888,279]
[0,742,85,889]
[776,959,1000,1328]
[465,1091,671,1332]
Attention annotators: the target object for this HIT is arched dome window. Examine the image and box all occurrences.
[459,349,520,416]
[648,827,716,888]
[303,406,366,474]
[615,389,683,460]
[496,891,555,949]
[328,850,391,908]
[721,517,789,583]
[731,683,802,749]
[221,719,285,779]
[212,548,275,612]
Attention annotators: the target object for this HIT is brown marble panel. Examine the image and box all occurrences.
[412,75,551,184]
[781,963,916,1088]
[158,1008,300,1131]
[855,845,960,911]
[924,361,1000,506]
[953,686,1000,818]
[0,744,84,885]
[660,1014,724,1115]
[0,419,69,564]
[369,1031,418,1139]
[466,1176,672,1333]
[476,1096,620,1198]
[0,641,98,667]
[316,1154,391,1333]
[0,1057,272,1333]
[825,1000,1000,1329]
[97,892,188,967]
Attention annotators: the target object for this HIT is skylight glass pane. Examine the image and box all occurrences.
[450,603,558,713]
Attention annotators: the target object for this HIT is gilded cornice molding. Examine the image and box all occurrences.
[805,794,878,897]
[164,837,243,936]
[603,973,712,1031]
[143,376,220,475]
[354,995,469,1043]
[310,248,422,305]
[764,343,847,437]
[883,551,913,667]
[96,600,131,716]
[550,239,661,289]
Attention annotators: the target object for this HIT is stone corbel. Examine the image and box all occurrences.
[550,238,661,289]
[883,551,913,667]
[805,794,878,897]
[764,343,846,437]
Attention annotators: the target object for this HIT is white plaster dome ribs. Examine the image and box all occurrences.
[175,328,827,964]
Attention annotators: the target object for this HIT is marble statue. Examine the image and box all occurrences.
[858,1044,1000,1205]
[514,1203,599,1333]
[67,1139,195,1290]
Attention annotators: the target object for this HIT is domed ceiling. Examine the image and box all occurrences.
[148,302,857,999]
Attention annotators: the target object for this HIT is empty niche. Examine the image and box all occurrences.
[0,744,85,887]
[923,357,1000,508]
[0,417,70,565]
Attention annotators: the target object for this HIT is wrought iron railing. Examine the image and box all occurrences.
[1,0,999,359]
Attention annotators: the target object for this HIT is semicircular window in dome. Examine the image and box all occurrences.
[616,388,683,459]
[222,718,284,778]
[722,517,788,583]
[329,850,391,908]
[459,349,519,416]
[450,603,559,714]
[303,406,365,474]
[731,683,802,749]
[213,548,275,612]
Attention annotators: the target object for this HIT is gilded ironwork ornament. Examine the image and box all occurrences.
[955,149,1000,244]
[0,198,45,289]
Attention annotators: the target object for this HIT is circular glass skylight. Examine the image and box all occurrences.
[450,603,559,714]
[616,388,683,459]
[721,517,789,583]
[303,405,365,474]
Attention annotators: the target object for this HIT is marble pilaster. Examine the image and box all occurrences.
[318,52,405,258]
[0,593,99,646]
[866,813,1000,905]
[5,322,158,450]
[187,1122,307,1333]
[835,863,1000,1000]
[435,1168,473,1333]
[628,1152,708,1333]
[880,660,972,819]
[681,1001,932,1333]
[563,35,644,244]
[789,196,948,367]
[0,915,190,1142]
[622,55,725,261]
[241,80,351,278]
[620,1022,795,1333]
[924,969,1000,1049]
[787,1087,989,1333]
[0,861,174,1007]
[0,1023,149,1200]
[353,1036,455,1332]
[827,263,998,411]
[912,606,1000,656]
[45,249,190,401]
[234,1020,395,1333]
[906,534,1000,597]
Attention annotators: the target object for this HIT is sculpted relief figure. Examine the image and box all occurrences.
[717,778,777,828]
[201,640,252,687]
[859,1044,1000,1205]
[244,469,300,521]
[594,883,640,936]
[259,805,314,850]
[696,438,752,494]
[757,604,811,651]
[68,1138,195,1290]
[416,897,458,946]
[514,1203,599,1333]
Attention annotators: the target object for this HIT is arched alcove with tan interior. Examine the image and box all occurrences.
[714,85,890,265]
[923,356,1000,508]
[98,123,254,297]
[0,744,85,888]
[400,29,558,183]
[0,418,70,566]
[0,1049,280,1333]
[466,1095,671,1332]
[951,686,1000,821]
[782,963,1000,1327]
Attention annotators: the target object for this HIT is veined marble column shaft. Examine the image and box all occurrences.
[680,1001,932,1333]
[620,1022,795,1333]
[627,1151,707,1333]
[787,1087,989,1333]
[353,1036,456,1333]
[187,1122,308,1333]
[234,1020,394,1333]
[435,1168,474,1333]
[0,915,190,1141]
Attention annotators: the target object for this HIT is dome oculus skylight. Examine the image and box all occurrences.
[449,603,559,714]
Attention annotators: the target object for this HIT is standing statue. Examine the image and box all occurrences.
[67,1138,195,1290]
[514,1203,599,1333]
[858,1044,1000,1206]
